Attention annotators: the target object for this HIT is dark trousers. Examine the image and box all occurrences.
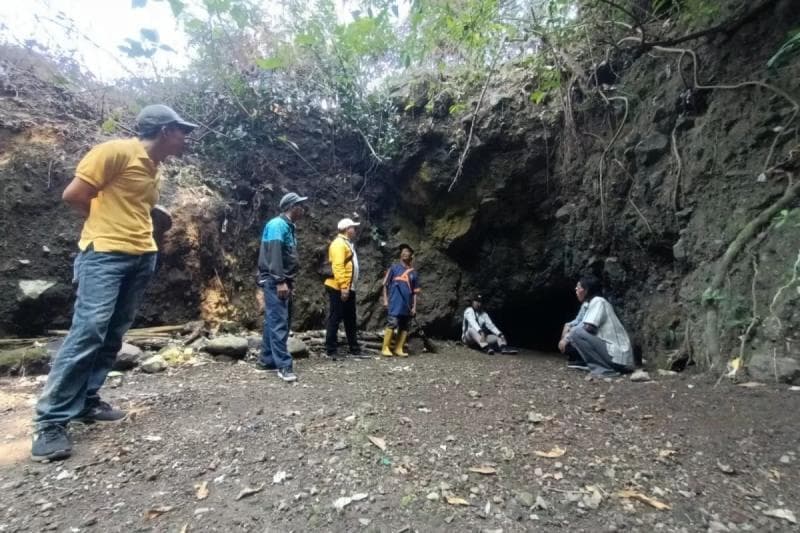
[325,286,360,355]
[259,279,294,371]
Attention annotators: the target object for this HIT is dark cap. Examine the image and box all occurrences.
[279,192,308,211]
[136,104,198,135]
[472,294,483,302]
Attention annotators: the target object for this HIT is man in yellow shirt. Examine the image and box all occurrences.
[323,218,363,359]
[31,105,196,462]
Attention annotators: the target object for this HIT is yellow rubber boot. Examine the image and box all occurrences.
[382,328,395,356]
[394,331,409,357]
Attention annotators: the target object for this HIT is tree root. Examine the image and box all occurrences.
[738,255,760,362]
[613,158,653,233]
[597,93,629,232]
[617,0,779,51]
[669,121,683,212]
[766,249,800,332]
[653,45,800,175]
[448,41,504,193]
[703,175,800,365]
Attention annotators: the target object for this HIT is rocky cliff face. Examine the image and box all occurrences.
[1,3,799,381]
[369,2,800,381]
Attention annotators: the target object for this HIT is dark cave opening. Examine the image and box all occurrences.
[491,282,580,352]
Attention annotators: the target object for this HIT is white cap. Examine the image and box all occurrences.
[337,218,361,231]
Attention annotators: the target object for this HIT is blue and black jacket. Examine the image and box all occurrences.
[257,214,299,285]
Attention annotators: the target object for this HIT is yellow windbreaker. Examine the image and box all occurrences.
[323,234,355,291]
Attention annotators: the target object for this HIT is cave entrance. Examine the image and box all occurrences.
[491,282,579,352]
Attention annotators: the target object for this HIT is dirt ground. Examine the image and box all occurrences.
[1,347,799,532]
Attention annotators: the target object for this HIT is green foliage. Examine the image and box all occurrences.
[701,287,724,305]
[100,116,119,134]
[768,29,800,70]
[448,102,467,115]
[118,27,175,58]
[772,208,800,229]
[405,0,508,68]
[650,0,718,25]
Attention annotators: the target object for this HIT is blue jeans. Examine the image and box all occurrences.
[259,279,293,371]
[35,248,156,428]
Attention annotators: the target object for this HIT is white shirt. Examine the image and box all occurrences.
[462,307,501,342]
[343,236,359,291]
[583,296,633,367]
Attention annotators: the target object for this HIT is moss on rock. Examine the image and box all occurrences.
[0,345,50,376]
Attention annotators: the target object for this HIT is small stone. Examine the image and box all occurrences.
[748,353,800,384]
[515,491,535,507]
[427,492,440,501]
[555,204,576,220]
[708,521,730,532]
[140,355,167,373]
[359,518,371,526]
[527,412,545,424]
[204,336,249,358]
[17,279,56,301]
[288,337,309,358]
[113,343,143,371]
[779,455,791,464]
[630,369,652,383]
[534,495,550,509]
[635,133,669,166]
[673,238,687,261]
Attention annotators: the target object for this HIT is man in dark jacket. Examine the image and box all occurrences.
[257,192,307,382]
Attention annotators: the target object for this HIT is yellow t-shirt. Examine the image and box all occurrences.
[76,138,160,254]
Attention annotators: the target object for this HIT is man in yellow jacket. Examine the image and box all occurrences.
[323,218,363,359]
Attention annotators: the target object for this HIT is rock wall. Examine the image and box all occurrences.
[366,2,800,379]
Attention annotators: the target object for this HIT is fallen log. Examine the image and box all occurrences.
[47,324,187,337]
[0,337,54,347]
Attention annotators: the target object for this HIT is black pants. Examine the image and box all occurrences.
[325,286,360,355]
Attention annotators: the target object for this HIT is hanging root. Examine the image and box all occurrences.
[669,121,683,212]
[597,93,629,232]
[703,175,800,365]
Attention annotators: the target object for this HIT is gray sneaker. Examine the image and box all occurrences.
[277,368,297,382]
[31,425,72,462]
[75,401,126,423]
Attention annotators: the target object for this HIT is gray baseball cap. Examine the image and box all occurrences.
[136,104,198,135]
[279,192,308,211]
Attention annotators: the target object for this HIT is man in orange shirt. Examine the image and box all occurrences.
[31,105,196,462]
